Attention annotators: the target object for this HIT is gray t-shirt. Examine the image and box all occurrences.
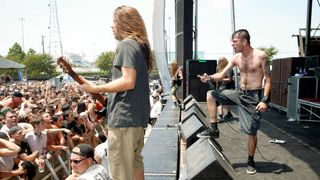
[77,164,111,180]
[107,38,149,127]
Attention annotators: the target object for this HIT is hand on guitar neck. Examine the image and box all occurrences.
[57,56,107,106]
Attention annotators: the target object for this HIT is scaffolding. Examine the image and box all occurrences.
[48,0,63,58]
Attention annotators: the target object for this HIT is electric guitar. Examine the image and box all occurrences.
[57,56,106,106]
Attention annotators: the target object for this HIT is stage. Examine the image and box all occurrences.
[143,98,320,180]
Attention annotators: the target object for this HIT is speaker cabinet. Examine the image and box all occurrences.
[183,94,195,107]
[186,139,235,179]
[184,99,206,118]
[186,59,216,102]
[181,114,205,147]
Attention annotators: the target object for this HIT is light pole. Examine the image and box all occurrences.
[19,18,25,51]
[41,35,45,54]
[194,0,198,60]
[230,0,239,89]
[93,43,96,61]
[168,16,171,63]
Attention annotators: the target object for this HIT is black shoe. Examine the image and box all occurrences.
[247,161,257,175]
[197,128,220,139]
[218,114,224,122]
[223,112,233,121]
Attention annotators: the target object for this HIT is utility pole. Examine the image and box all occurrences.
[194,0,198,60]
[168,16,171,62]
[19,18,25,51]
[230,0,239,89]
[41,35,45,54]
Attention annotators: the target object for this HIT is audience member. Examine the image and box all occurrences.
[66,143,110,180]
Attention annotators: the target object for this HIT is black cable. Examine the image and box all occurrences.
[220,112,277,162]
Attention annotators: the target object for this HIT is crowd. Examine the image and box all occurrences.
[0,80,111,179]
[0,77,163,180]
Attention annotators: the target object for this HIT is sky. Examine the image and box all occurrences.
[0,0,319,62]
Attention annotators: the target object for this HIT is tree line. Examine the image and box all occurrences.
[1,42,115,80]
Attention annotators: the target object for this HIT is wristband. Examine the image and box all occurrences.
[261,96,269,103]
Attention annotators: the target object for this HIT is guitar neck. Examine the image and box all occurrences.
[68,69,106,106]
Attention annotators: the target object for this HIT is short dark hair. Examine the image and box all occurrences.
[232,29,250,44]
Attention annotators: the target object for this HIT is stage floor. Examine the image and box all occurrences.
[198,102,320,180]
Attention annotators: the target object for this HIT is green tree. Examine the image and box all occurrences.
[6,42,26,63]
[258,46,278,65]
[24,53,56,78]
[27,48,36,55]
[95,51,115,75]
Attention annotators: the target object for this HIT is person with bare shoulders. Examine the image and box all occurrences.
[0,91,24,111]
[197,29,271,174]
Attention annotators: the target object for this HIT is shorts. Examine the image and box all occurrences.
[107,126,145,180]
[209,89,263,135]
[170,85,179,96]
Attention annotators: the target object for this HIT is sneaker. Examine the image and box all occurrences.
[197,128,220,138]
[223,112,233,121]
[246,161,257,175]
[170,106,178,110]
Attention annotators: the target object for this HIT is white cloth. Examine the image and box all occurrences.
[25,131,47,154]
[95,141,108,159]
[77,164,111,180]
[95,141,109,169]
[150,101,162,119]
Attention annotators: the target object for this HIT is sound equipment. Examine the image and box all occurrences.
[184,98,206,118]
[186,59,217,102]
[142,128,178,179]
[271,56,320,111]
[186,139,236,180]
[181,114,206,147]
[183,94,195,107]
[176,0,193,99]
[182,105,209,128]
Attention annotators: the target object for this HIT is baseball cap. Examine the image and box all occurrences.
[8,125,22,136]
[72,143,94,159]
[13,91,23,98]
[0,107,12,116]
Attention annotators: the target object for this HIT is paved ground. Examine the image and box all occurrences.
[199,103,320,180]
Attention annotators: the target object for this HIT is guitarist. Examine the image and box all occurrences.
[78,5,152,180]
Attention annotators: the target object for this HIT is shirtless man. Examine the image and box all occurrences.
[197,29,271,174]
[42,112,68,157]
[0,91,24,110]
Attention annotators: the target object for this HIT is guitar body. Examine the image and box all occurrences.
[57,57,107,106]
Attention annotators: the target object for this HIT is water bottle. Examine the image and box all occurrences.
[38,154,45,173]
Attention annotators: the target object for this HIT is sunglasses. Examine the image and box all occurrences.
[70,158,87,164]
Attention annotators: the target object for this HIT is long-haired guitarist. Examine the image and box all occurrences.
[78,5,152,180]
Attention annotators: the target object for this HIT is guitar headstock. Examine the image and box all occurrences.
[57,56,72,73]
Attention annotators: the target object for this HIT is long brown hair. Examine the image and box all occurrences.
[170,61,179,77]
[216,57,228,73]
[113,5,153,71]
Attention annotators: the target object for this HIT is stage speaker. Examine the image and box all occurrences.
[186,59,217,102]
[183,94,195,108]
[182,105,209,128]
[175,0,193,66]
[181,114,206,147]
[184,99,206,118]
[186,139,236,180]
[176,0,193,99]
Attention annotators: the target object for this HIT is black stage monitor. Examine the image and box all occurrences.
[186,59,217,102]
